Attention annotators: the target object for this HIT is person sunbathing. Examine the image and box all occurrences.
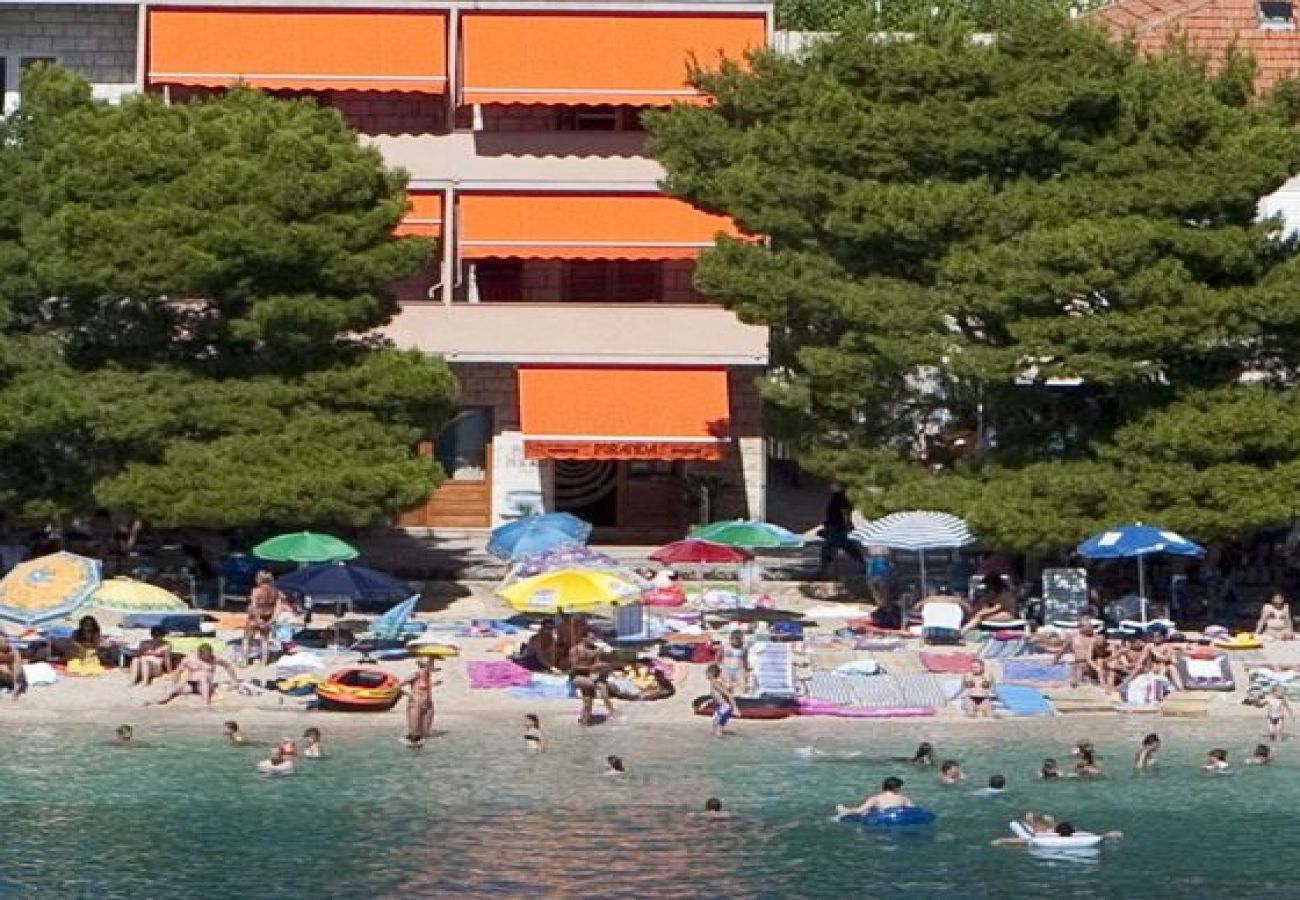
[1256,592,1295,641]
[961,596,1017,636]
[155,644,239,706]
[1138,631,1184,690]
[129,626,173,687]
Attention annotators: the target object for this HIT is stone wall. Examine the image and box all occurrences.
[0,4,137,98]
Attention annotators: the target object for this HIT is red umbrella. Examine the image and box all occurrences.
[649,539,753,565]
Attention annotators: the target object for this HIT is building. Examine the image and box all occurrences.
[4,0,773,540]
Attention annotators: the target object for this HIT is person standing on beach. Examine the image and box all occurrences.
[401,658,440,746]
[707,663,736,737]
[242,571,281,667]
[569,634,615,725]
[1053,618,1101,688]
[819,483,864,575]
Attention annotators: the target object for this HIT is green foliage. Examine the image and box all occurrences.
[649,13,1300,549]
[0,66,455,528]
[776,0,1101,33]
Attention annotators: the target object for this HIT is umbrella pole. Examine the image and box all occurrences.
[919,552,929,597]
[1138,556,1148,625]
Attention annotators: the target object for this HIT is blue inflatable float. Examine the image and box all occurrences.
[842,807,937,827]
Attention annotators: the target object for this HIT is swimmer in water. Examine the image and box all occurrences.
[1075,748,1102,778]
[1248,744,1272,765]
[1265,685,1292,742]
[113,725,134,746]
[991,816,1124,847]
[1134,733,1160,770]
[973,775,1007,797]
[1203,748,1231,772]
[224,721,248,746]
[939,760,965,784]
[523,714,544,752]
[691,797,733,821]
[606,755,627,776]
[835,776,913,819]
[908,743,935,767]
[1040,758,1062,780]
[258,747,295,777]
[302,727,322,759]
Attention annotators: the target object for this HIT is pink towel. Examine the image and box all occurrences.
[919,652,976,674]
[467,660,533,689]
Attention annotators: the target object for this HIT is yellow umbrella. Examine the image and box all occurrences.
[87,578,189,614]
[0,552,102,627]
[497,569,643,614]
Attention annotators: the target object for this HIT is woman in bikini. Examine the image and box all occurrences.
[156,644,239,706]
[961,660,996,718]
[1256,592,1295,641]
[401,658,440,746]
[129,626,173,687]
[242,571,281,667]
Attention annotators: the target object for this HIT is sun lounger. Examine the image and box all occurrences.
[750,642,796,698]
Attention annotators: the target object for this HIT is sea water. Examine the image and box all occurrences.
[0,716,1293,899]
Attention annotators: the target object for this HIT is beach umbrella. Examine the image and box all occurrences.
[849,511,976,597]
[507,545,649,588]
[497,569,642,615]
[689,520,803,549]
[650,539,753,565]
[277,562,410,606]
[86,577,188,614]
[1077,523,1204,623]
[253,531,359,564]
[487,514,592,561]
[0,552,102,627]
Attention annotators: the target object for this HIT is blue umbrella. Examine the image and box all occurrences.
[277,562,410,608]
[1077,524,1203,623]
[487,513,592,561]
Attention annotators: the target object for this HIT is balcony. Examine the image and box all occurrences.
[379,302,768,366]
[366,131,664,190]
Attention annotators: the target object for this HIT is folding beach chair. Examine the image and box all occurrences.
[351,595,423,661]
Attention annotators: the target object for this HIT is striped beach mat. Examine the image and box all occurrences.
[806,671,861,706]
[892,672,945,709]
[852,675,908,708]
[981,638,1031,659]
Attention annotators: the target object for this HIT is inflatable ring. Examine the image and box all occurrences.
[315,667,402,712]
[1010,820,1102,849]
[842,807,936,826]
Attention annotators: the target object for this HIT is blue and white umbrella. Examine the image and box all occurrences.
[849,511,976,595]
[487,513,593,562]
[1077,523,1203,623]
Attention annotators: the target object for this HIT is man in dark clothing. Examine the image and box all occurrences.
[820,483,865,572]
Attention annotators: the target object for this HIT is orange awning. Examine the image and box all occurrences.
[459,193,741,260]
[519,366,730,461]
[461,13,765,106]
[147,9,448,93]
[394,191,443,238]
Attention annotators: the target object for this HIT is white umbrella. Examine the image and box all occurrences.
[850,511,976,596]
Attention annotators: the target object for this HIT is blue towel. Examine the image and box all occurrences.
[1001,659,1069,684]
[995,684,1054,717]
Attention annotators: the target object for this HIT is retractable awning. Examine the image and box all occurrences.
[394,191,443,238]
[519,366,731,461]
[461,12,765,106]
[147,9,448,93]
[458,193,741,260]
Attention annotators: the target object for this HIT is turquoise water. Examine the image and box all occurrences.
[0,718,1295,899]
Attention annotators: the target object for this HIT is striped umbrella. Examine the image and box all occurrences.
[87,578,189,614]
[0,552,102,627]
[850,511,976,596]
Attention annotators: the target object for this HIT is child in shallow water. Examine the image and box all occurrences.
[223,721,247,746]
[113,725,134,745]
[523,714,544,752]
[1040,758,1061,780]
[1248,744,1272,765]
[909,743,935,767]
[939,760,965,784]
[1075,749,1102,778]
[302,727,322,758]
[1203,748,1231,772]
[1134,733,1160,770]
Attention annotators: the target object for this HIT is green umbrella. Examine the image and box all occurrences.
[689,520,803,549]
[252,531,359,564]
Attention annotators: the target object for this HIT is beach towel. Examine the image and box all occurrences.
[467,660,534,690]
[1000,659,1071,686]
[21,662,56,686]
[980,638,1031,659]
[505,674,572,701]
[995,684,1054,717]
[834,659,882,677]
[893,672,945,709]
[919,652,976,674]
[807,671,862,706]
[276,651,326,678]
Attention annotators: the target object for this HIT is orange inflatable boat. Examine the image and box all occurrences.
[315,667,402,712]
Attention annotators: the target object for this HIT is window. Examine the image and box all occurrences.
[469,260,524,302]
[1260,0,1295,26]
[555,105,645,132]
[2,56,57,115]
[628,460,679,480]
[564,260,663,301]
[434,408,492,482]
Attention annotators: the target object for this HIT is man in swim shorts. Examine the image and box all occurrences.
[835,776,912,818]
[156,644,239,706]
